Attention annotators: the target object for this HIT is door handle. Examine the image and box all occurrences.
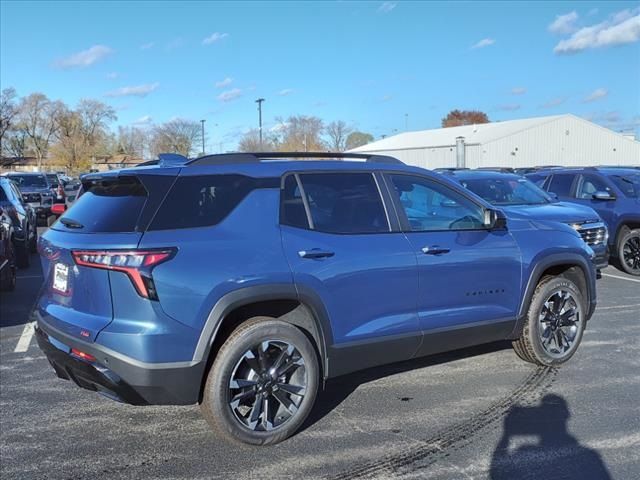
[421,246,450,255]
[298,249,335,259]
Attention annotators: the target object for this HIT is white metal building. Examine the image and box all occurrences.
[350,114,640,169]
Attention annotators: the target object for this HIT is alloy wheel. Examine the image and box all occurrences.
[229,340,307,432]
[622,235,640,273]
[538,290,581,359]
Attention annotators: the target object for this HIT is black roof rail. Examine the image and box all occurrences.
[186,151,404,166]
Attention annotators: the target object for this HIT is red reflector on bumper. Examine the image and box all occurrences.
[71,349,96,362]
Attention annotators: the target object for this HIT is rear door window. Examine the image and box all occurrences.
[58,177,147,232]
[547,174,576,197]
[283,172,389,234]
[576,174,614,199]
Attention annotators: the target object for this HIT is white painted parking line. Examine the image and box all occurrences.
[602,273,640,284]
[598,304,640,310]
[13,322,35,353]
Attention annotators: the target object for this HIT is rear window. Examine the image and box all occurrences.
[149,175,257,230]
[58,177,147,233]
[46,175,59,187]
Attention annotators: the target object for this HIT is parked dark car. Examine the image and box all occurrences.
[528,167,640,275]
[0,204,17,291]
[445,170,609,271]
[36,152,597,445]
[0,177,37,268]
[3,172,54,225]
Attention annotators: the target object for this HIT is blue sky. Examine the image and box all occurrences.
[1,0,639,151]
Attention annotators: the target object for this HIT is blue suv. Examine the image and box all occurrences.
[35,153,597,445]
[442,170,609,271]
[528,167,640,276]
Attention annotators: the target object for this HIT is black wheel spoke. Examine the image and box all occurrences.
[538,289,582,359]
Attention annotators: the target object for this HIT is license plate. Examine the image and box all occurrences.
[53,263,69,293]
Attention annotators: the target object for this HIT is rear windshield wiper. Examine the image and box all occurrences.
[60,217,84,229]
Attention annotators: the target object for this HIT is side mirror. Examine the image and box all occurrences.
[592,191,615,201]
[51,203,67,216]
[484,209,508,230]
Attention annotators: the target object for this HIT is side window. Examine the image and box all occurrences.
[288,172,389,234]
[576,174,613,199]
[389,175,485,231]
[150,175,256,230]
[280,175,309,229]
[547,174,576,197]
[11,184,23,202]
[0,185,8,202]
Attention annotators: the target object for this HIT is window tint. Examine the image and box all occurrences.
[547,174,575,197]
[7,174,48,188]
[0,184,8,201]
[60,177,147,233]
[390,175,485,231]
[294,173,389,234]
[576,175,613,199]
[281,175,309,229]
[609,174,640,198]
[461,177,550,205]
[150,175,256,230]
[46,174,59,187]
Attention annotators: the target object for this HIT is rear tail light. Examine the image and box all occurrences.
[72,249,175,299]
[71,348,96,362]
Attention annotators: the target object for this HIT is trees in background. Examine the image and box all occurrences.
[442,110,490,128]
[326,120,353,152]
[0,88,19,154]
[149,118,202,158]
[16,93,64,170]
[345,131,374,150]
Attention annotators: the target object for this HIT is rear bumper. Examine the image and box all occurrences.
[35,315,205,405]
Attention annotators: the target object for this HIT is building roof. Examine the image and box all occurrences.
[350,114,613,152]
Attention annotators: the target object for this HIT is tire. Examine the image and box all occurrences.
[201,317,319,445]
[29,225,38,254]
[512,276,586,366]
[14,238,30,269]
[617,228,640,276]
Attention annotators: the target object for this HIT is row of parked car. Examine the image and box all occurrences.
[0,172,80,291]
[434,166,639,276]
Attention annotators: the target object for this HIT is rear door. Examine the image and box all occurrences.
[38,171,177,341]
[384,173,522,341]
[279,171,420,373]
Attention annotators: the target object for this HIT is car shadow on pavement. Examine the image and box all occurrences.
[0,253,43,328]
[489,393,611,480]
[302,340,512,432]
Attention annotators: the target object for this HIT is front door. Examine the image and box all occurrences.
[384,173,522,341]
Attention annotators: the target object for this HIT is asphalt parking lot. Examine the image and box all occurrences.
[1,231,639,480]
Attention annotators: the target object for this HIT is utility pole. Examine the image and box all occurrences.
[255,98,265,148]
[200,119,206,155]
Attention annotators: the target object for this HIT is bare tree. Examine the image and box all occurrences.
[76,99,116,148]
[0,88,19,156]
[274,115,326,152]
[116,126,149,158]
[325,120,353,152]
[16,93,63,170]
[150,119,202,157]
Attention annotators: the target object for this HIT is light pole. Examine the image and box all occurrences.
[200,119,206,155]
[255,98,265,148]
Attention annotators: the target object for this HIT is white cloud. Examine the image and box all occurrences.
[215,77,233,88]
[497,104,521,111]
[133,115,153,125]
[471,38,495,49]
[583,88,608,102]
[548,11,579,34]
[105,82,160,98]
[378,2,396,13]
[511,87,527,95]
[541,97,568,108]
[55,45,113,69]
[140,42,155,50]
[277,88,294,96]
[202,32,229,45]
[217,88,243,102]
[270,122,289,133]
[554,10,640,54]
[106,72,119,80]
